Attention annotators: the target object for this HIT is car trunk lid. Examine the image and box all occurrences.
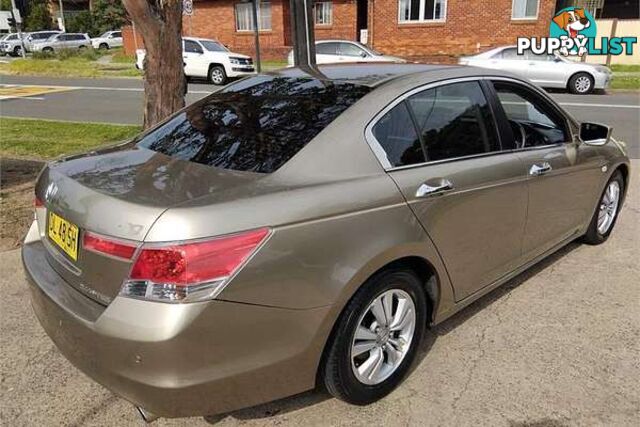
[35,145,260,305]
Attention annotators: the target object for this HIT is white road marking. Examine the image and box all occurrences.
[0,83,638,107]
[559,102,639,109]
[0,96,44,101]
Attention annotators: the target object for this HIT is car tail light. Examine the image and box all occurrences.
[120,228,270,303]
[34,196,44,208]
[83,231,138,260]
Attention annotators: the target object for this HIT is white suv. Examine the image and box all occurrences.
[91,30,123,50]
[136,37,255,85]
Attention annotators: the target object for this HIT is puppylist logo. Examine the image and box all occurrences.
[518,7,637,57]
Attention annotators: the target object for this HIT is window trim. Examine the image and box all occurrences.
[364,76,576,171]
[398,0,448,24]
[511,0,540,20]
[314,1,333,26]
[235,1,272,32]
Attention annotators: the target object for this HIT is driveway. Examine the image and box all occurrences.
[0,161,638,426]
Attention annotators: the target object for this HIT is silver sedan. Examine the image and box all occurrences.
[459,45,612,94]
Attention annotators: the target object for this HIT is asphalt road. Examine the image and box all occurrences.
[1,75,639,158]
[0,161,638,426]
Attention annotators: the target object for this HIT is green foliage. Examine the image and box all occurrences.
[91,0,129,35]
[66,10,94,35]
[24,2,54,31]
[0,0,12,11]
[31,50,55,60]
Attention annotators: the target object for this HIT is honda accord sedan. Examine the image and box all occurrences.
[23,64,629,421]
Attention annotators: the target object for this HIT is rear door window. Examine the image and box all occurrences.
[407,81,501,161]
[372,102,424,167]
[137,76,370,173]
[316,42,339,55]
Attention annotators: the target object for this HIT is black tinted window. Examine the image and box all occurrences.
[316,42,339,55]
[407,81,500,161]
[137,76,370,173]
[113,32,122,38]
[372,102,424,167]
[493,82,568,148]
[73,35,86,40]
[184,40,203,53]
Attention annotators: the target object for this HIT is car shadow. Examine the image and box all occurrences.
[204,241,581,425]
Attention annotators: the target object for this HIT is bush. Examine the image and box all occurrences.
[66,10,95,35]
[24,2,54,31]
[31,50,55,60]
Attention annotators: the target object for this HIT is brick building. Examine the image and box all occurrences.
[124,0,556,62]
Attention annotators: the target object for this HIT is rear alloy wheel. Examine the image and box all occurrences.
[569,72,594,94]
[208,65,227,85]
[99,43,109,50]
[12,46,22,56]
[582,170,624,245]
[43,47,54,53]
[323,269,427,405]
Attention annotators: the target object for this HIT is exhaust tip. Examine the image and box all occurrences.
[136,406,159,423]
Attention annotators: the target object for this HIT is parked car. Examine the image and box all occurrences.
[0,32,26,56]
[136,37,255,85]
[24,30,63,52]
[32,33,91,53]
[91,30,123,50]
[459,45,612,94]
[287,40,406,66]
[23,64,629,421]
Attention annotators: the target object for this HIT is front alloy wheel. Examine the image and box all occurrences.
[569,72,594,94]
[208,65,227,85]
[583,170,624,245]
[323,269,427,405]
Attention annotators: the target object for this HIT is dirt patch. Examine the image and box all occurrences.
[0,158,44,251]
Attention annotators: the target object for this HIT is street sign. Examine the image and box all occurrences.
[183,0,193,16]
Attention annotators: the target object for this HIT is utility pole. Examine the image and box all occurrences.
[251,0,261,72]
[58,0,66,32]
[289,0,316,67]
[9,0,26,58]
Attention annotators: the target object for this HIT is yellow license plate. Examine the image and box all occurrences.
[47,211,79,261]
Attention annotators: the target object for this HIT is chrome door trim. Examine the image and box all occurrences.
[364,75,578,172]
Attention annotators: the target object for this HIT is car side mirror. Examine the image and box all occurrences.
[580,122,611,146]
[554,57,562,62]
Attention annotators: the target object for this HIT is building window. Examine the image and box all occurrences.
[235,1,272,31]
[315,1,333,26]
[512,0,539,19]
[398,0,447,23]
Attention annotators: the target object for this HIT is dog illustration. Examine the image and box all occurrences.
[553,8,591,56]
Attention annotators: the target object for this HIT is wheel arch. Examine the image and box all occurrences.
[567,70,594,91]
[314,253,443,386]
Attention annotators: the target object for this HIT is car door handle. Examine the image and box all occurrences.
[529,162,552,176]
[415,179,454,198]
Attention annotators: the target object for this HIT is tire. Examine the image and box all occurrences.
[78,45,87,50]
[569,72,595,94]
[99,43,109,50]
[208,65,227,85]
[42,47,54,53]
[12,46,22,57]
[582,170,624,245]
[322,269,427,405]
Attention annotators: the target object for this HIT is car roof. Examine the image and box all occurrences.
[268,63,484,87]
[184,36,220,43]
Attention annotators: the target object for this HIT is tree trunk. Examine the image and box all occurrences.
[122,0,186,129]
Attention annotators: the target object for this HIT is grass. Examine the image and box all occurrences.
[0,117,141,159]
[260,60,289,71]
[0,54,142,78]
[611,75,640,90]
[610,64,640,73]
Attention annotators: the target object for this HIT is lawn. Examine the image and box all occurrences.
[0,56,142,78]
[0,117,141,159]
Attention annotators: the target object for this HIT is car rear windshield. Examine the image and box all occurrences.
[136,75,370,173]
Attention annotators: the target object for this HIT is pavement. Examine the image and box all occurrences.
[0,160,638,425]
[0,75,639,158]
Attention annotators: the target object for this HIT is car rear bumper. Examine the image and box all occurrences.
[23,234,331,418]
